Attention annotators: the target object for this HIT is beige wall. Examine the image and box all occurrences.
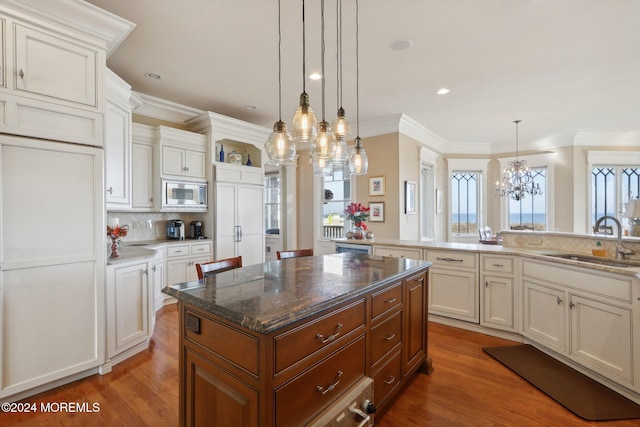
[398,133,423,240]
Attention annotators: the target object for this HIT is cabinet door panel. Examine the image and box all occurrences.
[105,99,130,207]
[481,275,514,330]
[237,184,263,236]
[185,150,206,178]
[523,280,565,352]
[215,183,238,259]
[132,142,154,209]
[570,295,632,383]
[14,25,97,107]
[405,273,427,375]
[162,145,186,176]
[167,259,189,287]
[185,349,258,427]
[109,263,148,356]
[428,268,478,322]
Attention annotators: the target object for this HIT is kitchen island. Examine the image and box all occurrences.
[164,252,432,426]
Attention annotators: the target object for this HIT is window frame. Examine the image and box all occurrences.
[447,159,488,243]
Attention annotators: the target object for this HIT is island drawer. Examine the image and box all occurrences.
[371,281,402,319]
[426,250,477,269]
[370,310,402,366]
[274,299,366,374]
[275,335,366,427]
[372,349,402,409]
[184,308,259,375]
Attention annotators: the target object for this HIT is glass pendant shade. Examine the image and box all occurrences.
[311,121,337,160]
[292,92,317,143]
[332,108,351,139]
[313,156,334,176]
[348,137,368,175]
[332,135,349,165]
[266,121,295,164]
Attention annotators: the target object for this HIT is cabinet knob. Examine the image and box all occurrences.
[106,186,113,194]
[557,297,563,305]
[569,302,575,309]
[19,69,24,79]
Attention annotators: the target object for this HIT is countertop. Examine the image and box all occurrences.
[107,238,213,265]
[163,252,431,334]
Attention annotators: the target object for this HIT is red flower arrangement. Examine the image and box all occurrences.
[107,225,129,239]
[344,203,370,228]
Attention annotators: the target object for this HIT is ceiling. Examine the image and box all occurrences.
[86,0,640,149]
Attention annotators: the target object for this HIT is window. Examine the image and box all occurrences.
[508,167,547,230]
[264,172,280,235]
[451,171,480,236]
[322,166,351,238]
[591,166,640,230]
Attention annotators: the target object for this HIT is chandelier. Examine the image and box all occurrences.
[496,120,542,201]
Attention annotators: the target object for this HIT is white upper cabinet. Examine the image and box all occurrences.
[14,24,97,107]
[156,126,207,180]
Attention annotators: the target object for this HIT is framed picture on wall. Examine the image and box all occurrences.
[405,181,416,214]
[369,202,385,222]
[369,176,385,196]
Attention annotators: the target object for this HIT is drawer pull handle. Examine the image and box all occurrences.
[316,371,343,395]
[384,333,396,341]
[492,263,504,267]
[436,257,463,262]
[383,375,396,385]
[385,297,397,304]
[185,313,201,334]
[316,323,343,344]
[417,277,424,282]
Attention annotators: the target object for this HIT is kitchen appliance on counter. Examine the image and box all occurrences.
[189,220,205,239]
[166,220,185,240]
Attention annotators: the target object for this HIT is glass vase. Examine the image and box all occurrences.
[353,225,365,240]
[110,237,120,258]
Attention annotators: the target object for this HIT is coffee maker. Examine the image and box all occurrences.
[166,220,185,240]
[189,221,204,239]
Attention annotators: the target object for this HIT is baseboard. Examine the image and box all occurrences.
[428,314,523,343]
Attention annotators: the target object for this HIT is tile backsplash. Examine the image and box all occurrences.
[107,212,209,242]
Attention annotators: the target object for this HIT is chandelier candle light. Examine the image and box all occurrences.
[496,120,541,201]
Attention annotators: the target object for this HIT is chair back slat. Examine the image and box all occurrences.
[196,256,243,280]
[276,249,314,260]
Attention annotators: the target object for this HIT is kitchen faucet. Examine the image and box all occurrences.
[593,215,634,260]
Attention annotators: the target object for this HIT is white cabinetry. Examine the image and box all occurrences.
[0,136,105,399]
[214,164,264,266]
[522,258,637,390]
[105,260,151,367]
[149,245,166,318]
[373,245,423,259]
[157,126,207,180]
[0,5,117,146]
[480,254,517,332]
[131,123,156,211]
[105,70,132,209]
[166,241,213,286]
[426,250,479,323]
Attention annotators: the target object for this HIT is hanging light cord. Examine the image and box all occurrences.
[320,0,326,121]
[336,0,343,110]
[355,0,360,138]
[514,120,520,164]
[302,0,307,94]
[277,0,282,121]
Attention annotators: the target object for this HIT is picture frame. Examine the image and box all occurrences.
[369,176,385,196]
[405,181,416,214]
[369,202,385,222]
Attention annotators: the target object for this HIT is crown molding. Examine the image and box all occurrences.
[574,131,640,147]
[132,92,204,124]
[360,113,447,153]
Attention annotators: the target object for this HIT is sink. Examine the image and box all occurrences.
[548,253,640,268]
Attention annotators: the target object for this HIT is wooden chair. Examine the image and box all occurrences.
[196,256,242,280]
[276,248,314,260]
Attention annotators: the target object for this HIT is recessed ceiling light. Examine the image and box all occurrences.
[144,72,162,80]
[309,72,322,81]
[389,39,413,51]
[436,88,451,95]
[243,104,256,110]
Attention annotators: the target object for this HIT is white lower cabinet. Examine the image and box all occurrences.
[105,260,152,368]
[373,245,422,259]
[426,250,479,323]
[522,258,637,391]
[480,255,517,332]
[149,245,166,320]
[166,241,213,286]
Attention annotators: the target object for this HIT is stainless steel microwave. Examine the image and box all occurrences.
[162,178,207,210]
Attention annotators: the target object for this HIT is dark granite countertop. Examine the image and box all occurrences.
[163,252,431,334]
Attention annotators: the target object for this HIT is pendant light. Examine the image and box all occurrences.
[311,0,338,173]
[495,120,542,201]
[291,0,317,144]
[332,0,350,166]
[265,0,295,165]
[348,0,368,175]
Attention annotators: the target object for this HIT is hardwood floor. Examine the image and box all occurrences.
[3,306,639,426]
